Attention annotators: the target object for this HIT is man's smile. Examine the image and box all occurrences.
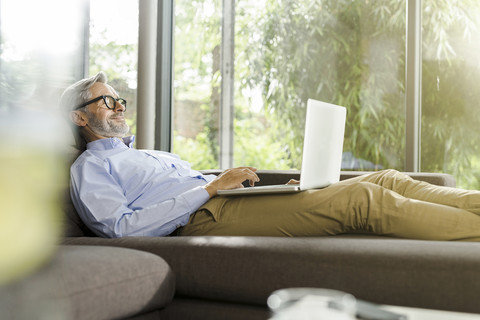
[110,115,125,121]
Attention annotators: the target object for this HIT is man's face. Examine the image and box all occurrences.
[84,82,129,138]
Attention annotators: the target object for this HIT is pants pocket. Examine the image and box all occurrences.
[177,209,217,236]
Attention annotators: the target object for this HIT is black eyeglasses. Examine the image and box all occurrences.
[75,95,127,111]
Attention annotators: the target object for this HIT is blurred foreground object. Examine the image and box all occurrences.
[0,112,66,285]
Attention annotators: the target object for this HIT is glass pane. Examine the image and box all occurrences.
[421,1,480,189]
[89,0,139,138]
[235,0,407,171]
[172,0,221,169]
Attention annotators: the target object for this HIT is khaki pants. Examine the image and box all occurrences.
[177,169,480,241]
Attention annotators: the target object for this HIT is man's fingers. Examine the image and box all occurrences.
[232,167,259,183]
[243,168,260,182]
[215,167,260,191]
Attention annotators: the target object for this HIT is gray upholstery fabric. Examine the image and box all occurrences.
[158,298,269,320]
[58,246,175,319]
[1,246,175,320]
[62,236,480,314]
[124,310,163,320]
[61,184,96,237]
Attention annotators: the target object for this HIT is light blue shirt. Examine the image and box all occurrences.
[70,136,216,238]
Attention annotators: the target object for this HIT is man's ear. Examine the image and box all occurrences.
[70,110,88,127]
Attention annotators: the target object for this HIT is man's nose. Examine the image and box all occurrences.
[114,101,126,112]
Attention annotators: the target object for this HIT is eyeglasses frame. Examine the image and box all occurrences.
[74,95,127,111]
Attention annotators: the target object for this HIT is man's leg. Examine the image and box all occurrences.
[178,180,480,241]
[347,169,480,215]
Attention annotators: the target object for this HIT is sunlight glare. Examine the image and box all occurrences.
[1,0,83,61]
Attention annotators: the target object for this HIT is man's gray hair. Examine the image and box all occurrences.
[60,71,108,114]
[60,72,108,153]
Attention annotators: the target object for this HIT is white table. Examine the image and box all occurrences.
[381,305,480,320]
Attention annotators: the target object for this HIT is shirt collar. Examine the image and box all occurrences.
[87,136,135,151]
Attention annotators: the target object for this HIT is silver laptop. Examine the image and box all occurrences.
[217,99,347,196]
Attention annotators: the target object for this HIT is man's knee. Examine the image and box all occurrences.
[379,169,401,176]
[372,169,413,188]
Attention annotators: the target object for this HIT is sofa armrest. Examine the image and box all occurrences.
[200,170,456,187]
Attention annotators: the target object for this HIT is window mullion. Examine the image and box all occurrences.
[405,0,422,172]
[220,0,235,169]
[137,0,157,150]
[81,0,90,79]
[155,0,174,151]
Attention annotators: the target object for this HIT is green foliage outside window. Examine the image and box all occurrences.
[173,0,480,189]
[235,0,407,170]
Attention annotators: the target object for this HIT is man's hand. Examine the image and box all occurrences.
[203,167,260,198]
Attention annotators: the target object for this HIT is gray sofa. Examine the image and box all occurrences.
[59,170,480,319]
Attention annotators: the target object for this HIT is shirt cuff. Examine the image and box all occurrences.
[179,186,211,213]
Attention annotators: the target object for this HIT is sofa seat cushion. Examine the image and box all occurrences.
[61,245,176,319]
[2,245,175,320]
[63,236,480,314]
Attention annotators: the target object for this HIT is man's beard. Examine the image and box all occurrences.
[87,113,130,138]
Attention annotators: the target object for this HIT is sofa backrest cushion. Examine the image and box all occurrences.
[61,184,96,237]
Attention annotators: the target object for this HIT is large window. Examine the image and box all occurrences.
[172,0,480,189]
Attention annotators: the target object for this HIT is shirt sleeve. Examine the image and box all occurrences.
[70,157,211,238]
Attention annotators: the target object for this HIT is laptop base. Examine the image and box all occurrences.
[217,184,301,196]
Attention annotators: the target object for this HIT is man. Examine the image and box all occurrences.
[62,72,480,241]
